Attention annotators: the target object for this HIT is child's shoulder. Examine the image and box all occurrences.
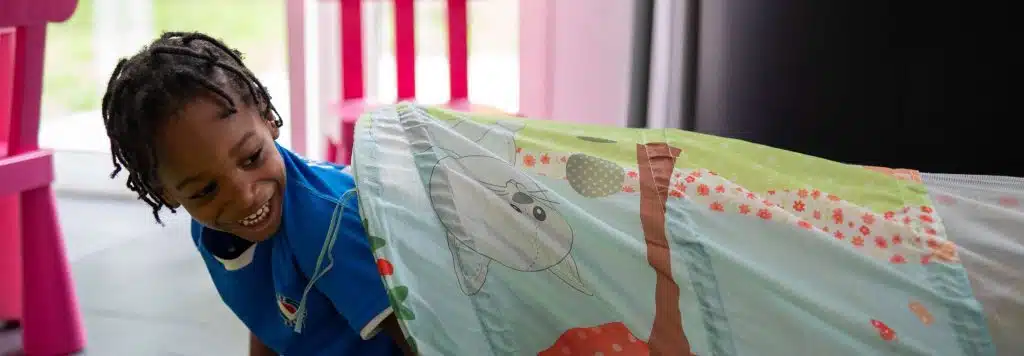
[276,147,371,278]
[277,145,362,237]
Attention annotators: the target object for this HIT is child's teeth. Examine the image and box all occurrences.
[239,203,270,226]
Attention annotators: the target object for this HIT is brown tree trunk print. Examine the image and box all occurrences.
[636,142,691,355]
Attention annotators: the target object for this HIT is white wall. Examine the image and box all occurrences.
[646,0,688,129]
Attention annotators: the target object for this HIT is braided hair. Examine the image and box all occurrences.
[101,32,284,224]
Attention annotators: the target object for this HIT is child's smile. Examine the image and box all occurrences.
[230,190,283,239]
[239,200,271,227]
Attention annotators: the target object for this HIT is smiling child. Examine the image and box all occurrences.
[100,32,412,356]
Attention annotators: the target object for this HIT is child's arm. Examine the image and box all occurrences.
[249,332,276,356]
[383,314,415,355]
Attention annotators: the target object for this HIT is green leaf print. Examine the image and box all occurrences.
[369,235,387,252]
[390,286,409,301]
[387,285,415,320]
[397,305,416,320]
[577,135,617,144]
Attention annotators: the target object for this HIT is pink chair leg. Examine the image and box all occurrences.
[0,194,21,322]
[20,186,84,355]
[340,117,356,166]
[325,139,338,164]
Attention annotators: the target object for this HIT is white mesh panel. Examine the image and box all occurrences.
[922,173,1024,355]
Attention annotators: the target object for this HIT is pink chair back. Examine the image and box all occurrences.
[339,0,470,104]
[1,28,13,146]
[0,3,73,196]
[0,26,18,323]
[0,1,85,354]
[328,0,473,165]
[0,0,77,155]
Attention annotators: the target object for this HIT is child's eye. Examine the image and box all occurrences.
[242,148,263,167]
[189,182,218,200]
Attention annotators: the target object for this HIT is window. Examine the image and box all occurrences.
[364,0,519,111]
[40,0,289,152]
[304,0,519,160]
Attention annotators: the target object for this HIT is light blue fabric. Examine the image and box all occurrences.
[353,104,995,355]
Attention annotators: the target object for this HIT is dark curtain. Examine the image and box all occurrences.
[631,1,1019,176]
[626,0,654,128]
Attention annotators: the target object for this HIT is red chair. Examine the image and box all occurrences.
[324,0,506,165]
[0,1,87,354]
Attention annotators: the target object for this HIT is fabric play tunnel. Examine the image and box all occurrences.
[348,104,1020,355]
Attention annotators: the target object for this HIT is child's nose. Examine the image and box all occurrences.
[225,175,260,207]
[236,187,259,208]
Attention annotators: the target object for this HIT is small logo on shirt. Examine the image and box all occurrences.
[277,295,300,326]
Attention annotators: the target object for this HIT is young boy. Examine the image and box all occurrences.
[100,32,412,355]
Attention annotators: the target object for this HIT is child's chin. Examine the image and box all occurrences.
[235,220,280,242]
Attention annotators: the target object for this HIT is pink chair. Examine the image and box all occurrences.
[0,1,86,354]
[0,27,21,328]
[324,0,507,165]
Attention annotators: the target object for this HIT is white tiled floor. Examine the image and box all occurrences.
[2,195,249,356]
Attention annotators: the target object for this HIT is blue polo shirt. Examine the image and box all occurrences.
[190,143,399,355]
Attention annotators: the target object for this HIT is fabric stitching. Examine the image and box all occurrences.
[292,192,349,333]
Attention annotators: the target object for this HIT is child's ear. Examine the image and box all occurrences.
[156,186,181,209]
[264,117,280,139]
[162,194,182,209]
[165,199,181,209]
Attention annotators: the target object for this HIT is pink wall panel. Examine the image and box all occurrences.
[519,0,634,126]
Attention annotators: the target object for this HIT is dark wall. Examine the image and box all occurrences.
[694,1,1018,175]
[627,0,654,128]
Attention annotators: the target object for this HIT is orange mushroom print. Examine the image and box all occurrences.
[538,322,650,356]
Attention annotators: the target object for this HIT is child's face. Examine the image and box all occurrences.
[155,94,286,242]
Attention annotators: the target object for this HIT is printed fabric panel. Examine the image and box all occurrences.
[352,104,995,355]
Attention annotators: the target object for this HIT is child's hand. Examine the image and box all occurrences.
[383,315,415,355]
[249,332,277,356]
